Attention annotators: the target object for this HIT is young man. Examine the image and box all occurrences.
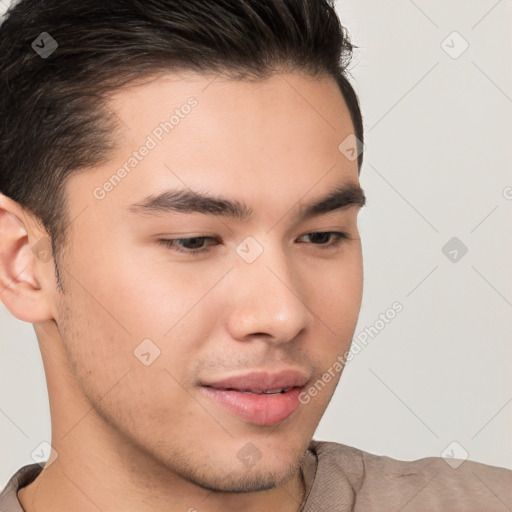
[0,1,510,511]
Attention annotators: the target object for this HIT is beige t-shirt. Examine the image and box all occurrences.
[1,440,510,511]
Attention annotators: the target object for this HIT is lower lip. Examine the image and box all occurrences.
[200,386,304,426]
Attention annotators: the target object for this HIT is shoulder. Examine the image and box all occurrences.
[0,463,43,512]
[308,440,512,511]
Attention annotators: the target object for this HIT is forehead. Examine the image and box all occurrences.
[66,71,359,225]
[107,71,355,162]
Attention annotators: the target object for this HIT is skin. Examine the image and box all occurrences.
[0,71,364,512]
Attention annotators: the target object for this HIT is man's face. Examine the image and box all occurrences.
[51,72,363,492]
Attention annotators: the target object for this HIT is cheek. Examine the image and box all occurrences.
[57,276,204,428]
[74,235,226,341]
[305,251,363,333]
[58,244,229,398]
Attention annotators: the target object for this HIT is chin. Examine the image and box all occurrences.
[192,462,297,494]
[177,445,303,494]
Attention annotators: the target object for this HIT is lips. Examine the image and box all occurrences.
[200,369,310,426]
[201,369,309,393]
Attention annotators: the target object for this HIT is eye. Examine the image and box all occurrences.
[157,236,220,254]
[297,231,348,249]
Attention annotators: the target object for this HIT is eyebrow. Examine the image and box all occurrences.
[127,182,365,223]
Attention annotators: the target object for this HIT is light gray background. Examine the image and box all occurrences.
[1,0,511,488]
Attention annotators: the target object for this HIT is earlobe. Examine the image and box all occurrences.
[0,193,55,323]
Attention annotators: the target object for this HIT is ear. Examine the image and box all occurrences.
[0,193,55,323]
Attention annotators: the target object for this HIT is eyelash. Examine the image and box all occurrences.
[157,231,349,255]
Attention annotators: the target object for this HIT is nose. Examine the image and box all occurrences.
[226,241,313,344]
